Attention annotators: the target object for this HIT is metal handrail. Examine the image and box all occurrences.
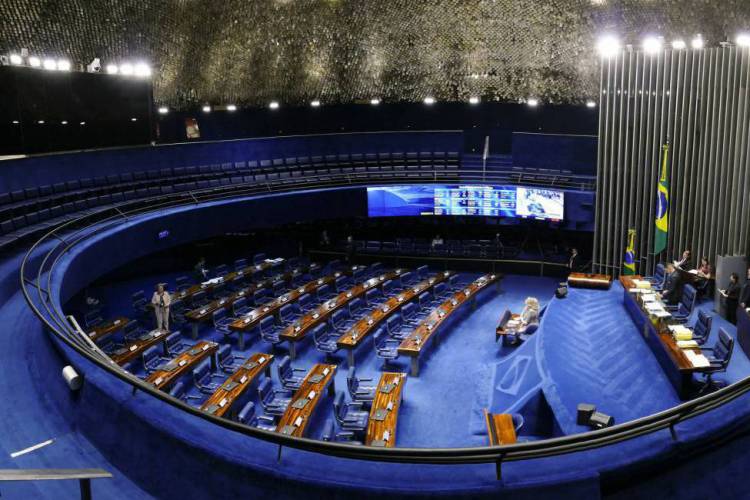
[0,468,112,500]
[18,171,750,471]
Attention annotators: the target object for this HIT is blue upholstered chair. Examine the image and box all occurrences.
[668,284,697,322]
[316,284,335,304]
[175,276,190,293]
[217,345,244,373]
[170,300,188,328]
[212,308,236,336]
[313,323,340,358]
[131,290,149,317]
[698,328,734,394]
[512,413,525,433]
[364,287,382,305]
[142,346,164,374]
[232,297,252,316]
[347,297,366,321]
[277,355,307,390]
[691,310,713,345]
[346,367,376,405]
[648,263,666,290]
[165,332,188,356]
[252,288,269,306]
[237,401,277,431]
[416,265,429,280]
[278,302,301,327]
[84,310,104,329]
[332,391,369,432]
[168,381,202,404]
[190,290,210,309]
[385,313,410,340]
[334,275,351,292]
[257,378,293,416]
[192,360,222,394]
[297,293,313,312]
[259,316,282,346]
[213,264,229,278]
[400,302,420,327]
[433,282,450,301]
[234,258,248,271]
[122,320,145,342]
[367,262,383,278]
[329,308,352,333]
[448,274,461,291]
[381,279,395,295]
[373,326,400,365]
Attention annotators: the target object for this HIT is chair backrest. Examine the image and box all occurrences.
[253,290,267,305]
[715,328,735,366]
[349,297,363,314]
[212,308,226,324]
[259,316,275,333]
[317,284,331,299]
[434,283,446,297]
[214,264,229,277]
[192,290,206,305]
[298,293,312,310]
[694,310,713,342]
[233,297,248,314]
[418,291,431,309]
[279,303,293,321]
[448,274,459,288]
[218,344,232,364]
[277,355,292,379]
[498,308,511,327]
[334,275,349,291]
[386,313,402,333]
[235,258,248,271]
[365,288,381,304]
[347,366,359,393]
[193,360,210,384]
[168,381,185,399]
[331,309,348,327]
[400,272,414,285]
[654,263,665,284]
[238,401,256,424]
[312,323,327,343]
[373,325,387,346]
[253,253,266,264]
[680,285,697,314]
[175,276,189,290]
[511,413,525,433]
[417,265,429,280]
[123,320,139,336]
[333,391,345,420]
[402,302,417,320]
[382,279,394,294]
[257,378,272,403]
[142,346,159,366]
[166,332,181,349]
[84,311,103,327]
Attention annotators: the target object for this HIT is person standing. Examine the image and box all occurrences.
[194,257,208,281]
[151,283,172,332]
[740,268,750,308]
[568,248,579,271]
[720,273,740,324]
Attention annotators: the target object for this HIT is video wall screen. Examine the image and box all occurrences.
[367,184,564,220]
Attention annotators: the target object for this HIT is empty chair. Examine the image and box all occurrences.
[398,272,415,289]
[433,282,450,301]
[122,320,145,342]
[334,275,351,292]
[213,264,229,278]
[232,297,252,316]
[698,328,734,394]
[648,263,666,290]
[316,284,335,303]
[668,284,697,322]
[346,366,377,405]
[313,323,340,357]
[329,308,352,333]
[258,316,283,346]
[692,310,713,345]
[168,381,202,404]
[84,310,104,329]
[347,297,366,321]
[235,258,248,271]
[400,302,420,327]
[385,313,409,340]
[332,391,369,432]
[165,332,188,356]
[257,378,293,416]
[447,274,461,291]
[367,262,383,278]
[416,265,429,280]
[217,345,244,373]
[278,302,301,327]
[237,401,277,431]
[142,346,165,374]
[190,290,210,308]
[252,288,269,306]
[170,300,188,328]
[381,279,395,295]
[193,360,222,394]
[131,290,149,316]
[364,287,382,305]
[277,355,307,390]
[212,308,236,336]
[416,292,432,319]
[297,293,313,312]
[175,276,190,292]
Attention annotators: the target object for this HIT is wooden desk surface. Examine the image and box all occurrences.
[87,316,129,342]
[365,372,407,447]
[337,271,453,349]
[228,273,339,332]
[280,269,405,343]
[110,329,169,365]
[275,363,337,437]
[145,340,218,390]
[484,410,517,446]
[568,272,613,289]
[398,274,500,356]
[172,258,284,303]
[495,313,521,338]
[200,353,274,418]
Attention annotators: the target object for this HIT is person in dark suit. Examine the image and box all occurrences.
[661,263,680,304]
[739,268,750,308]
[674,249,691,269]
[721,272,741,324]
[568,248,579,271]
[194,257,208,281]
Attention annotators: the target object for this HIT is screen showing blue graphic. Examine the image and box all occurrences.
[367,185,564,220]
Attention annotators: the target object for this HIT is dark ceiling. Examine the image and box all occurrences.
[2,0,750,109]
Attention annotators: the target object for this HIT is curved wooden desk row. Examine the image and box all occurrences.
[336,271,455,367]
[398,273,501,376]
[276,363,337,438]
[228,265,368,334]
[87,316,129,342]
[280,269,407,359]
[366,372,407,447]
[110,328,171,365]
[567,272,613,290]
[200,353,274,419]
[145,340,219,391]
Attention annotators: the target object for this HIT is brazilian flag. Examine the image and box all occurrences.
[623,229,636,275]
[654,143,669,255]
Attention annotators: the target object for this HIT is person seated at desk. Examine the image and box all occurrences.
[692,256,714,297]
[151,283,172,332]
[674,249,691,269]
[740,268,750,309]
[194,257,209,281]
[661,263,680,305]
[431,234,444,249]
[518,297,540,334]
[720,273,741,324]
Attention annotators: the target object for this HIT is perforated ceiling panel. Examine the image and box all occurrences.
[1,0,749,108]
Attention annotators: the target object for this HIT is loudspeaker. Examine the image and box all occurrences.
[576,403,596,425]
[589,411,615,429]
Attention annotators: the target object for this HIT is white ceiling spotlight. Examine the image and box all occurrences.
[423,96,435,105]
[370,98,381,105]
[42,59,57,70]
[527,98,539,107]
[736,33,750,47]
[586,100,596,108]
[9,54,23,65]
[105,64,119,74]
[642,36,663,55]
[158,107,169,115]
[672,39,686,50]
[57,59,71,71]
[226,104,237,111]
[134,62,151,77]
[596,34,621,58]
[120,63,134,76]
[28,56,41,68]
[691,35,705,50]
[469,96,480,105]
[202,105,211,113]
[310,100,321,107]
[269,101,280,110]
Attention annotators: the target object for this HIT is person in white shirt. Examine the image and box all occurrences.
[519,297,540,332]
[151,283,172,331]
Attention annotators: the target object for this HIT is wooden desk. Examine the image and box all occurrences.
[145,340,219,391]
[365,372,407,447]
[200,353,274,419]
[183,266,307,339]
[337,271,454,367]
[483,410,517,446]
[398,273,501,376]
[87,316,129,342]
[110,329,170,365]
[227,272,346,349]
[275,363,337,438]
[280,269,405,360]
[567,272,612,290]
[495,312,521,343]
[622,281,708,399]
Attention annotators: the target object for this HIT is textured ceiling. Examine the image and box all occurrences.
[2,0,750,108]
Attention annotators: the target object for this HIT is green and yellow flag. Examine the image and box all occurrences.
[623,228,636,275]
[654,143,669,255]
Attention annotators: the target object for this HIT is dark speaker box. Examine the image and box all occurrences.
[589,411,615,429]
[576,403,596,425]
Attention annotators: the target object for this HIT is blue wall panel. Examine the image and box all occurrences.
[511,133,597,175]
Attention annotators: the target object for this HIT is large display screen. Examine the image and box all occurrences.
[367,184,564,220]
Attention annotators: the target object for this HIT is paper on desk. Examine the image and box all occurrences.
[684,350,711,368]
[676,340,699,349]
[652,310,672,318]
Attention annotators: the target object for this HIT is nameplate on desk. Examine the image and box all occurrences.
[162,361,178,371]
[372,409,388,421]
[243,362,259,371]
[280,425,296,436]
[308,374,324,384]
[188,348,202,356]
[222,381,239,391]
[154,377,164,386]
[313,313,320,319]
[139,333,153,341]
[205,404,220,415]
[380,383,395,394]
[113,319,122,326]
[178,359,187,367]
[239,375,248,384]
[370,439,387,447]
[129,345,138,352]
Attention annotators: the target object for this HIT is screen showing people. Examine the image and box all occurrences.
[367,184,564,220]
